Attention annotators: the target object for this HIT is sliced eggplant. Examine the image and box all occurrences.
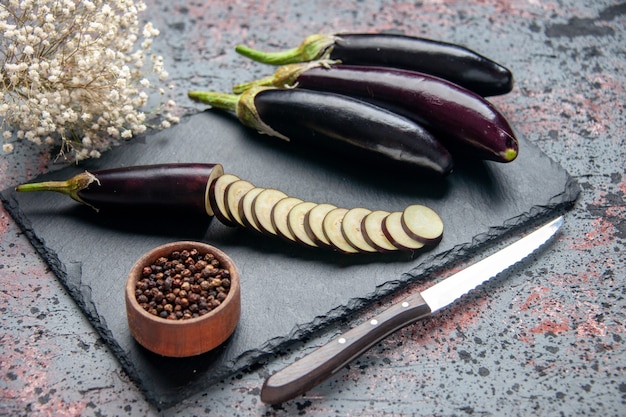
[239,187,265,233]
[208,173,241,226]
[272,196,304,242]
[224,179,255,227]
[401,204,444,244]
[323,208,359,254]
[287,201,319,248]
[304,203,337,248]
[341,207,378,253]
[252,188,289,235]
[360,210,398,252]
[382,211,426,251]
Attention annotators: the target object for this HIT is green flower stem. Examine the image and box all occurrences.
[234,34,336,65]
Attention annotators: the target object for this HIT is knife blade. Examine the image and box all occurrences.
[261,216,564,404]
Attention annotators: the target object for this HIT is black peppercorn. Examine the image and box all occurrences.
[135,248,232,320]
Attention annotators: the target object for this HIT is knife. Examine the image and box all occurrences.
[261,216,564,404]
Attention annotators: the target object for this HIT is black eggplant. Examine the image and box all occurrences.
[188,86,454,176]
[233,63,518,163]
[15,163,224,214]
[235,33,513,97]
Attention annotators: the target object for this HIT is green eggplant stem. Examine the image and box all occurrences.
[232,60,336,94]
[15,171,99,207]
[187,90,239,112]
[231,75,275,94]
[234,34,336,65]
[188,86,290,142]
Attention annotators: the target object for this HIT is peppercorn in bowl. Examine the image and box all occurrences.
[125,241,241,357]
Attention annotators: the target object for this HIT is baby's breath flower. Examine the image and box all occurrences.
[0,0,179,161]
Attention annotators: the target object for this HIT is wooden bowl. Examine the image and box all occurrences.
[125,241,241,357]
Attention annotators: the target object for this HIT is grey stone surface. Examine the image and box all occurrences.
[1,0,624,415]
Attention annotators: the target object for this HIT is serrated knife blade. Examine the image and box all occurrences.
[261,216,564,404]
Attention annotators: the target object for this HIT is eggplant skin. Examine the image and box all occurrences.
[330,33,514,97]
[252,88,454,176]
[291,65,518,163]
[77,163,221,214]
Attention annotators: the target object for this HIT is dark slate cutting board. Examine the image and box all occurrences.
[1,110,580,408]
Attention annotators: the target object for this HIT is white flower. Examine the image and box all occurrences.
[1,0,178,161]
[3,143,14,153]
[107,126,120,138]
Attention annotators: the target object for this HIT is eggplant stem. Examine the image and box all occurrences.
[188,90,239,112]
[189,87,291,142]
[15,171,100,210]
[232,75,275,94]
[234,34,336,65]
[232,60,339,94]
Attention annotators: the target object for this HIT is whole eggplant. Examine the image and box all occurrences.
[188,86,455,176]
[235,33,513,97]
[16,163,224,214]
[233,63,518,163]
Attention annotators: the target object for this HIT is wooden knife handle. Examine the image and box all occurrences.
[260,292,432,404]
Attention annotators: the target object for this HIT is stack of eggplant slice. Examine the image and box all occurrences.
[206,172,444,254]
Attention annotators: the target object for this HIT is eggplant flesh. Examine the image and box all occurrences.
[330,34,513,97]
[287,65,518,162]
[252,88,455,176]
